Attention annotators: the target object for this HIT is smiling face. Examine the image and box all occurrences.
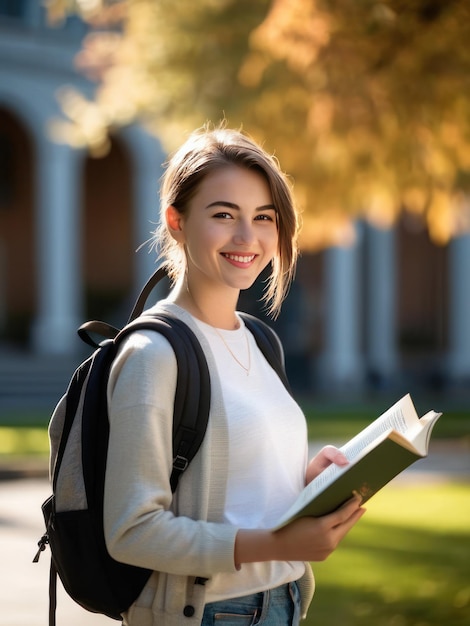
[158,127,298,317]
[168,165,278,296]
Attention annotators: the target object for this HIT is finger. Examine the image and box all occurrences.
[325,493,363,526]
[342,492,364,510]
[334,494,366,525]
[334,505,366,532]
[318,445,349,467]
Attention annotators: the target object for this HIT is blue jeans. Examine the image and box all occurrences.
[201,582,301,626]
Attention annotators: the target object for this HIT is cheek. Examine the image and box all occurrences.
[186,223,221,252]
[264,228,279,256]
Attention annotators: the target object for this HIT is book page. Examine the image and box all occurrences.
[304,434,386,494]
[341,402,409,461]
[396,410,442,455]
[306,395,419,493]
[340,394,419,460]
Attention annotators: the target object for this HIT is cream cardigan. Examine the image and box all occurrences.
[104,302,315,625]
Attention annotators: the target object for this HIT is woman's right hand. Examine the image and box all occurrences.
[234,495,365,567]
[272,494,365,562]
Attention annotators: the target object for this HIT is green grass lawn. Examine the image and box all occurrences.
[307,482,470,626]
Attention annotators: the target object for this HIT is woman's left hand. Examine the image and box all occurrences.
[305,445,349,485]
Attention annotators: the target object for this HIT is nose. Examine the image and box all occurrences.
[233,218,255,245]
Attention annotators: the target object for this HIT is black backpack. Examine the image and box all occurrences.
[33,266,290,625]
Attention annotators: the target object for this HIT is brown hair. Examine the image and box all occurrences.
[154,126,299,317]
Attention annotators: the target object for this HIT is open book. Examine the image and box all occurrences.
[274,394,442,529]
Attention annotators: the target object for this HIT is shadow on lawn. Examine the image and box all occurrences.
[309,521,470,626]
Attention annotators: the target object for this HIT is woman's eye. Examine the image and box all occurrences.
[213,212,233,219]
[255,213,275,222]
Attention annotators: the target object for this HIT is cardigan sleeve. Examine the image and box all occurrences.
[104,330,239,578]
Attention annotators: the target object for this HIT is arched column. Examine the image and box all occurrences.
[32,138,83,354]
[320,225,364,390]
[120,125,166,298]
[448,232,470,383]
[364,225,398,386]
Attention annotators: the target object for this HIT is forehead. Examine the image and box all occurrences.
[194,165,273,205]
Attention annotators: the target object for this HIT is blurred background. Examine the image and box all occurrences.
[1,0,470,411]
[0,3,468,626]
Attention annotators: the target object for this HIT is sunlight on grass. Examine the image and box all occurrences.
[308,482,470,626]
[366,482,469,532]
[0,426,49,456]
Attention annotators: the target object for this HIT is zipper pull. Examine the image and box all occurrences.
[33,534,49,563]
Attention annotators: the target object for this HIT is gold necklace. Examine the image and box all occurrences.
[212,325,251,375]
[186,284,251,375]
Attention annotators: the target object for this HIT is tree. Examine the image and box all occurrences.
[47,0,470,248]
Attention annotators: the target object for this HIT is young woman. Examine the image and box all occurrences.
[104,126,365,626]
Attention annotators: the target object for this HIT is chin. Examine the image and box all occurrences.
[234,279,258,292]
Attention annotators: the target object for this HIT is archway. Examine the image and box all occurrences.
[83,136,134,324]
[0,107,35,347]
[397,214,449,387]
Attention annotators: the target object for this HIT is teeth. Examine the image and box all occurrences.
[225,254,255,263]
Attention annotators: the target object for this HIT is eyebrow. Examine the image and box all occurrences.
[205,200,277,212]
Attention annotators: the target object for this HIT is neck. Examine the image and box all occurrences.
[171,278,240,330]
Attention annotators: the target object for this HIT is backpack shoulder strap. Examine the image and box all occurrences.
[239,313,292,396]
[77,266,169,349]
[116,313,211,491]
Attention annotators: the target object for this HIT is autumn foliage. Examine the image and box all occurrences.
[46,0,470,248]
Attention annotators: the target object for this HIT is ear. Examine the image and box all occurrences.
[165,206,185,242]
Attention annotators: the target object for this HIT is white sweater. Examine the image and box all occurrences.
[104,302,314,625]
